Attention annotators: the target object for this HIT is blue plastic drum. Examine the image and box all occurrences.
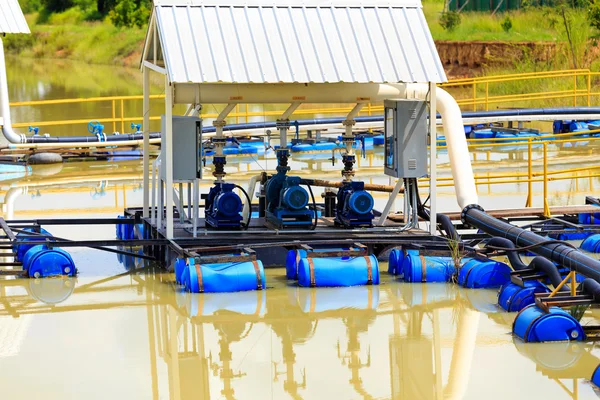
[580,234,600,252]
[297,255,379,287]
[184,260,266,293]
[14,227,53,261]
[458,259,511,289]
[498,281,550,312]
[402,254,456,283]
[22,244,76,278]
[286,249,308,280]
[513,305,585,343]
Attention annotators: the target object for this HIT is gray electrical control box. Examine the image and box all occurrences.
[383,100,428,178]
[160,116,202,181]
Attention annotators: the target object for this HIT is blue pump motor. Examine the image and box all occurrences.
[22,244,77,278]
[14,227,53,261]
[205,182,243,229]
[513,304,585,342]
[498,281,551,312]
[335,181,374,227]
[265,175,314,228]
[458,258,511,288]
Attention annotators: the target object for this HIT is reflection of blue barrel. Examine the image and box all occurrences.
[296,286,379,312]
[513,305,585,342]
[22,244,76,278]
[14,227,53,261]
[184,260,266,293]
[27,277,76,304]
[498,281,550,312]
[401,283,455,306]
[458,259,511,288]
[402,255,456,283]
[581,234,600,252]
[297,255,379,287]
[183,290,267,317]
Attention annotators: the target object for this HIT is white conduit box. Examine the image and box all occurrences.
[383,100,428,179]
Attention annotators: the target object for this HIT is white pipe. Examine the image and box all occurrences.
[406,84,478,209]
[241,174,261,223]
[0,38,25,144]
[429,82,437,235]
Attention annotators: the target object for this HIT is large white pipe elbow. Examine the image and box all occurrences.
[0,38,24,144]
[406,84,478,209]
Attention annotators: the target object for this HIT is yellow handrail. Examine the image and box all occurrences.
[8,68,600,130]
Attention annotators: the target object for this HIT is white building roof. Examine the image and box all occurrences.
[0,0,30,34]
[143,0,446,84]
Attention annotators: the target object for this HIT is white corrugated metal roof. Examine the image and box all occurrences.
[145,1,446,84]
[0,0,30,34]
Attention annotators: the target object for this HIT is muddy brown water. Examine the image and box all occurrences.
[1,59,600,399]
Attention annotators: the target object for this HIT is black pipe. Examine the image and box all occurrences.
[22,106,600,144]
[462,205,600,283]
[529,256,568,290]
[485,237,526,270]
[581,278,600,301]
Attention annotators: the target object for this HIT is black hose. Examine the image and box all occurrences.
[581,278,600,301]
[306,183,318,231]
[485,237,527,270]
[233,184,252,230]
[462,205,600,283]
[410,178,459,241]
[529,256,569,290]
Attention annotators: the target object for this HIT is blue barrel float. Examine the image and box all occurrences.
[13,227,53,261]
[297,255,379,287]
[513,305,585,342]
[581,234,600,252]
[401,254,457,283]
[21,244,77,278]
[458,258,511,289]
[183,260,266,293]
[286,248,351,280]
[498,281,551,312]
[592,364,600,388]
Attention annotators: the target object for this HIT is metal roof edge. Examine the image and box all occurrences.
[153,0,422,8]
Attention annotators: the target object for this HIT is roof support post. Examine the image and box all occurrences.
[341,103,364,182]
[429,82,437,236]
[142,65,150,219]
[165,75,174,239]
[212,103,237,182]
[276,102,301,176]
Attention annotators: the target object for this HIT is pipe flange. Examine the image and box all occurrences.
[212,120,227,128]
[460,204,485,226]
[342,120,356,127]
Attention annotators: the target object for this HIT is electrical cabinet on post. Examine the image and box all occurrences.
[383,100,428,178]
[160,116,202,181]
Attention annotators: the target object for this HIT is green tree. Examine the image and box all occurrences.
[41,0,74,12]
[109,0,151,28]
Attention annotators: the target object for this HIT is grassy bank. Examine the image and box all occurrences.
[4,11,145,67]
[5,2,597,69]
